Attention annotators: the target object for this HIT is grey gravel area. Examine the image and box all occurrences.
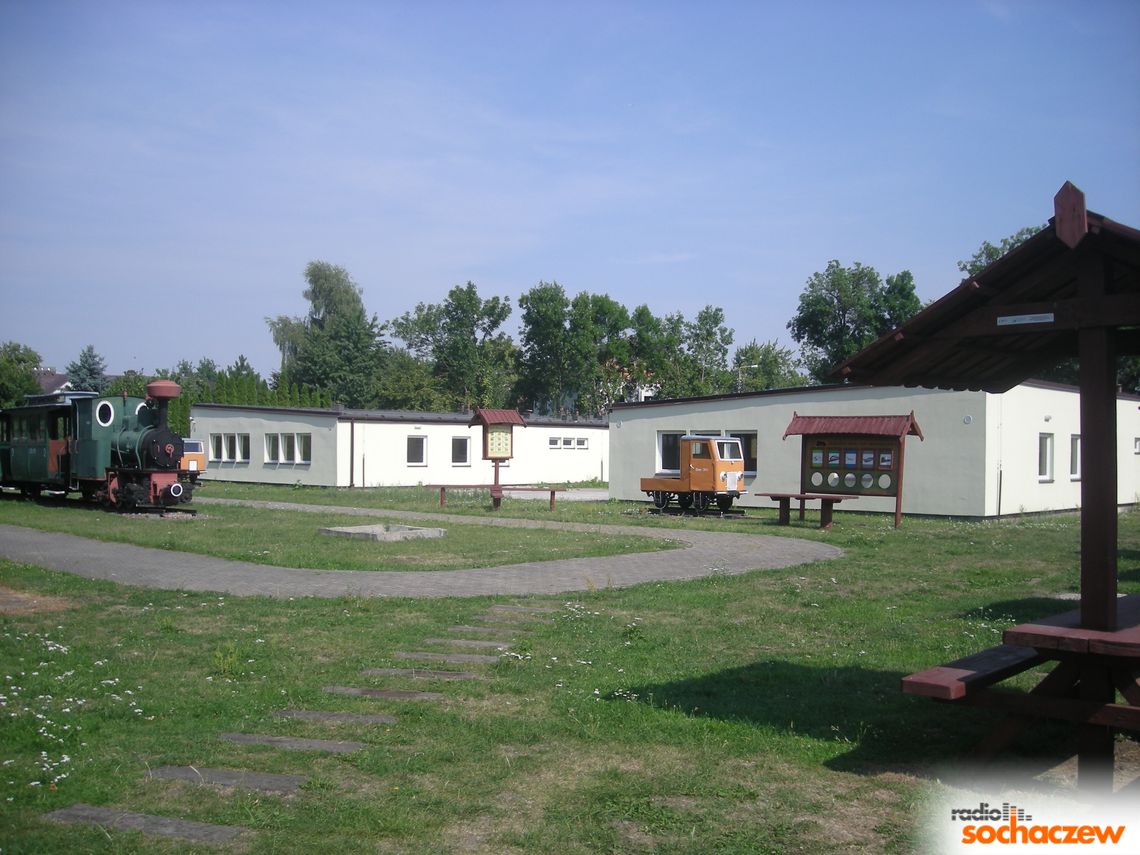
[0,497,841,599]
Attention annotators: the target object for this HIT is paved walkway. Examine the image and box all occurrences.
[0,498,842,599]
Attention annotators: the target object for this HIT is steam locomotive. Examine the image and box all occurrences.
[0,379,192,510]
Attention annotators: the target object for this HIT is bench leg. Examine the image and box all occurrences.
[798,498,806,521]
[777,498,791,525]
[439,487,446,508]
[549,490,555,512]
[819,500,835,529]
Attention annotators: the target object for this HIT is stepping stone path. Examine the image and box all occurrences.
[45,804,248,844]
[47,601,553,846]
[147,765,308,794]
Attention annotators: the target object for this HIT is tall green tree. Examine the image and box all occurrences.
[267,261,385,408]
[565,293,632,416]
[0,342,42,407]
[957,225,1046,277]
[390,282,513,409]
[732,339,807,392]
[516,281,572,413]
[65,344,109,392]
[787,261,921,383]
[683,305,734,396]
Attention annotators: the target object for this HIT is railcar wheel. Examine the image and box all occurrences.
[716,495,734,512]
[677,493,693,510]
[691,492,711,512]
[651,491,671,510]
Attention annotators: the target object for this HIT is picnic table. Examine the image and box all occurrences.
[431,484,565,511]
[902,593,1140,783]
[754,492,859,529]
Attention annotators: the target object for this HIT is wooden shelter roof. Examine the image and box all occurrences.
[782,412,923,441]
[831,182,1140,393]
[467,407,527,427]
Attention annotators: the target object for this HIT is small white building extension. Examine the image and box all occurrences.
[608,381,1140,518]
[189,404,609,488]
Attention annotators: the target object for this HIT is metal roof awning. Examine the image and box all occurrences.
[782,412,923,441]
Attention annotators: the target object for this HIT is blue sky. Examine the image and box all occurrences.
[2,0,1138,378]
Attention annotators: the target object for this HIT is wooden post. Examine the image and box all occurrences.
[491,459,503,510]
[894,435,906,529]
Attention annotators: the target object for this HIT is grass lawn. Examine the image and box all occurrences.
[1,486,1137,853]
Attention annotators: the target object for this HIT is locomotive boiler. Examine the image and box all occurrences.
[0,379,192,510]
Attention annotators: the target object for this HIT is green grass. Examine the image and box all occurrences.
[1,487,1137,853]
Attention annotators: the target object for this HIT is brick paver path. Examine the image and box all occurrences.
[0,498,841,598]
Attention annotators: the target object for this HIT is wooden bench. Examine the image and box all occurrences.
[754,492,859,529]
[901,644,1044,701]
[431,485,565,511]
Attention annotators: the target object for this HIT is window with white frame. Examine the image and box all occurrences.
[1038,433,1054,482]
[282,433,295,463]
[548,436,561,450]
[210,434,223,461]
[265,433,280,463]
[264,433,310,464]
[296,433,311,463]
[575,437,588,450]
[1070,435,1080,480]
[211,433,251,462]
[451,436,470,466]
[407,435,426,466]
[728,431,758,473]
[658,431,683,472]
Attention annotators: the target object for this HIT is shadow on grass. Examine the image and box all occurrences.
[624,659,1075,779]
[958,597,1077,624]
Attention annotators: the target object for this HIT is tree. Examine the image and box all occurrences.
[105,370,148,398]
[373,349,449,411]
[516,281,572,413]
[787,261,921,383]
[267,261,385,408]
[732,339,807,391]
[66,345,109,392]
[0,342,41,407]
[390,282,513,409]
[565,293,632,416]
[683,305,734,396]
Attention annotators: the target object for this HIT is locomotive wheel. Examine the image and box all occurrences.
[677,493,693,510]
[651,491,671,510]
[716,495,734,512]
[691,492,711,512]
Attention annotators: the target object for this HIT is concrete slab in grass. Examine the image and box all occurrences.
[45,804,247,844]
[323,685,445,701]
[221,733,366,753]
[423,637,511,649]
[275,709,398,725]
[361,667,482,681]
[319,523,445,542]
[395,650,500,665]
[147,765,307,793]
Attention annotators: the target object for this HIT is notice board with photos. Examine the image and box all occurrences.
[782,412,924,527]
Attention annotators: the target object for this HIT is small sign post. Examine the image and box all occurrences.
[468,408,527,510]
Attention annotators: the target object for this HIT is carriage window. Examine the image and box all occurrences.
[96,401,115,427]
[691,442,710,459]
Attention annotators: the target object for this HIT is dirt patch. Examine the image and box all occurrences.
[0,585,75,615]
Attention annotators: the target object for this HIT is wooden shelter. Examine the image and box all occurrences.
[833,182,1140,790]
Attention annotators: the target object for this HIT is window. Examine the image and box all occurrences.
[264,433,305,464]
[296,433,310,464]
[211,434,223,461]
[691,441,710,459]
[575,437,588,450]
[659,432,683,472]
[407,435,426,465]
[716,439,742,461]
[548,437,561,450]
[239,434,251,462]
[265,433,280,463]
[562,437,574,449]
[282,433,295,463]
[1070,435,1080,480]
[225,434,237,461]
[729,431,758,473]
[1038,433,1054,482]
[451,436,470,466]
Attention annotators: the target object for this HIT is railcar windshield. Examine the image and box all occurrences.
[715,440,743,461]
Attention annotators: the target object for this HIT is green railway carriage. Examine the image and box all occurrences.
[0,380,191,509]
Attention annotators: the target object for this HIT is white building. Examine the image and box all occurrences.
[189,404,609,488]
[608,381,1140,518]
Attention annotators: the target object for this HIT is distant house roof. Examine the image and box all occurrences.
[782,412,924,441]
[34,370,71,395]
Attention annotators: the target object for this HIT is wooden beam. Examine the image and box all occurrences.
[1055,181,1088,249]
[941,294,1140,338]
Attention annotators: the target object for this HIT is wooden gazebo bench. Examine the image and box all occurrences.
[754,492,859,529]
[429,484,565,511]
